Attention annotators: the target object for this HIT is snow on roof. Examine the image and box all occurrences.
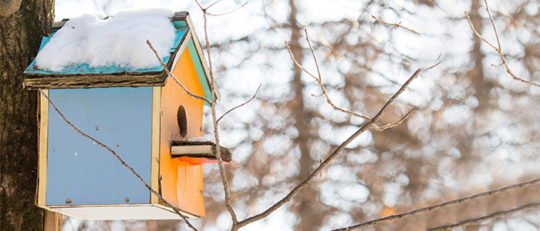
[35,8,176,72]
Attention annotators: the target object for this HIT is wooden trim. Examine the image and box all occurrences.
[46,203,198,218]
[172,11,188,22]
[46,203,197,220]
[38,89,49,208]
[184,14,218,100]
[43,211,62,231]
[170,141,232,162]
[24,72,166,89]
[150,87,161,204]
[152,203,200,218]
[48,203,156,208]
[168,32,192,79]
[35,92,40,206]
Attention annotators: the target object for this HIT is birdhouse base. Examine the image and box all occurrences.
[44,204,197,220]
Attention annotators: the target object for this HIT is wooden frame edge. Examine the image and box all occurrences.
[153,203,200,219]
[168,32,193,81]
[184,14,218,100]
[184,15,210,76]
[150,87,161,204]
[38,89,49,208]
[45,203,195,220]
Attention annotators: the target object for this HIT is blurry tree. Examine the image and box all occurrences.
[200,0,540,230]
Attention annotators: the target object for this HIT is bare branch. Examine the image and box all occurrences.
[285,40,371,121]
[464,1,540,87]
[146,40,211,104]
[425,57,442,70]
[374,107,416,131]
[237,69,423,228]
[371,15,420,35]
[194,0,204,11]
[206,2,248,17]
[334,177,540,230]
[194,0,248,16]
[286,29,419,131]
[373,59,440,131]
[205,0,225,9]
[428,202,540,230]
[39,89,198,231]
[217,84,261,123]
[304,28,323,81]
[483,0,501,51]
[194,0,239,226]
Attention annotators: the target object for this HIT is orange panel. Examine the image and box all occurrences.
[160,46,206,217]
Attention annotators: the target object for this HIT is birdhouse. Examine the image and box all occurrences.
[23,10,229,220]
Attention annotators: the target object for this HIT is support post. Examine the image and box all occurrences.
[43,211,62,231]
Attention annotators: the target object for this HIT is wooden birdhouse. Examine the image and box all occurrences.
[23,11,229,220]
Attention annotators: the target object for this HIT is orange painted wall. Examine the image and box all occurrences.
[160,44,206,217]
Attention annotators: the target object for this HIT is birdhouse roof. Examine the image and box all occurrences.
[23,11,212,102]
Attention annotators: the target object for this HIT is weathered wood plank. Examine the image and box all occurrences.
[24,72,167,89]
[171,141,232,162]
[37,90,48,208]
[43,211,62,231]
[150,87,161,205]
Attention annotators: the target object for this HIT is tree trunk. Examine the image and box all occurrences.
[286,0,327,230]
[0,0,54,230]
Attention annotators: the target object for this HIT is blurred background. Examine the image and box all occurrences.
[54,0,540,230]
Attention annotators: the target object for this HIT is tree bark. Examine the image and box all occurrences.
[0,0,54,230]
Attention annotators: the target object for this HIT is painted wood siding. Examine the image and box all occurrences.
[160,46,206,217]
[46,87,153,205]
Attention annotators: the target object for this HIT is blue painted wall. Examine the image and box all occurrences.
[46,87,153,205]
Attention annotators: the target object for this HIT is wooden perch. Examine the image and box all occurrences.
[171,141,232,162]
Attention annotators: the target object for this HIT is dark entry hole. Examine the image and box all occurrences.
[177,105,188,137]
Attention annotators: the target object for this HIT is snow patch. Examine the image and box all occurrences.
[35,8,176,72]
[188,136,216,143]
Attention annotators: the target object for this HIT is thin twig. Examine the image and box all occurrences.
[146,40,211,104]
[373,108,416,131]
[285,40,370,121]
[206,2,248,17]
[371,15,420,35]
[304,28,323,81]
[236,69,423,228]
[217,84,261,123]
[194,0,239,227]
[428,202,540,230]
[483,0,501,51]
[193,0,203,9]
[39,89,198,231]
[374,58,442,131]
[206,0,225,9]
[285,29,418,131]
[464,1,540,87]
[333,177,540,230]
[194,0,248,17]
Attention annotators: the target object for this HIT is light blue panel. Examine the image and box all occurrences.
[187,39,212,104]
[24,29,187,75]
[46,87,153,205]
